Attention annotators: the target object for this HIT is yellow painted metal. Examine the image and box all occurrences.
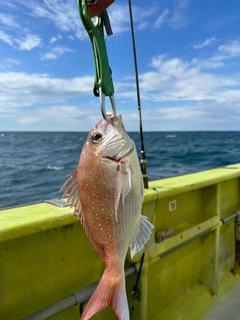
[1,164,240,319]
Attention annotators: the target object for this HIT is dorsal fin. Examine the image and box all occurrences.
[60,169,82,219]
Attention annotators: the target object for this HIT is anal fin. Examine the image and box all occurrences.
[130,215,154,258]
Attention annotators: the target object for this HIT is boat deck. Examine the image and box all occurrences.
[201,277,240,320]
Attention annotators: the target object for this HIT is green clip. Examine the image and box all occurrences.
[77,0,114,98]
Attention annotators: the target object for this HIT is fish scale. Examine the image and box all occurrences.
[61,114,153,320]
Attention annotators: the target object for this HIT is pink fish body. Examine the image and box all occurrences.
[62,114,153,320]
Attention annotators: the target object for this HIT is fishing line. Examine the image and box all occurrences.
[149,188,159,224]
[79,302,85,316]
[128,0,148,189]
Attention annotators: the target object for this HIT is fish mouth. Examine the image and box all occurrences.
[103,156,122,163]
[100,113,134,159]
[102,140,133,160]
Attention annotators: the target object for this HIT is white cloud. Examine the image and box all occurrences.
[168,0,190,29]
[49,37,57,44]
[132,5,158,27]
[0,0,84,48]
[0,0,157,49]
[0,9,42,51]
[15,34,42,50]
[127,45,240,130]
[17,0,82,36]
[0,72,93,109]
[218,39,240,57]
[108,4,157,34]
[140,102,240,131]
[193,36,217,49]
[49,35,62,44]
[0,58,20,71]
[108,5,130,34]
[138,53,239,105]
[41,46,74,60]
[192,39,240,69]
[191,55,226,69]
[42,52,57,60]
[18,116,40,124]
[154,9,170,29]
[0,12,20,28]
[0,30,13,46]
[14,105,102,131]
[0,30,42,50]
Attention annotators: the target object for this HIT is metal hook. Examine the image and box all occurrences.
[100,87,116,122]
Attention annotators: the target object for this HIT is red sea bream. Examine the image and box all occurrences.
[61,113,153,320]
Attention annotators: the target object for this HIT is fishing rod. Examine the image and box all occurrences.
[128,0,149,189]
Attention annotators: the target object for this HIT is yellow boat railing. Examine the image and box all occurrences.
[1,164,240,319]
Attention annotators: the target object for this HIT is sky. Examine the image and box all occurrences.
[0,0,240,131]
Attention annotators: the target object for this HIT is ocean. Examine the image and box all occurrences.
[0,131,240,209]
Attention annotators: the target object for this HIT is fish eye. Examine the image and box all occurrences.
[92,131,102,143]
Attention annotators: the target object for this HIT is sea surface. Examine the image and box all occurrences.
[0,131,240,209]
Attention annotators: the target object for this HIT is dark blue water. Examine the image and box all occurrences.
[0,131,240,208]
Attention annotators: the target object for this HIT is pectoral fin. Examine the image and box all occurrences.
[130,215,154,258]
[114,161,131,221]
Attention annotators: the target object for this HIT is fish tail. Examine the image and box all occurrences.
[81,270,129,320]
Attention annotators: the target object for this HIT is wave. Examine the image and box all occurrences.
[47,165,64,170]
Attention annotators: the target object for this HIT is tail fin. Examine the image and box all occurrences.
[81,270,129,320]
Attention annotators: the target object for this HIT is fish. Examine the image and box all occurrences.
[61,113,153,320]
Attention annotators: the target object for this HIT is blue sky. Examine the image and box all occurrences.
[0,0,240,131]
